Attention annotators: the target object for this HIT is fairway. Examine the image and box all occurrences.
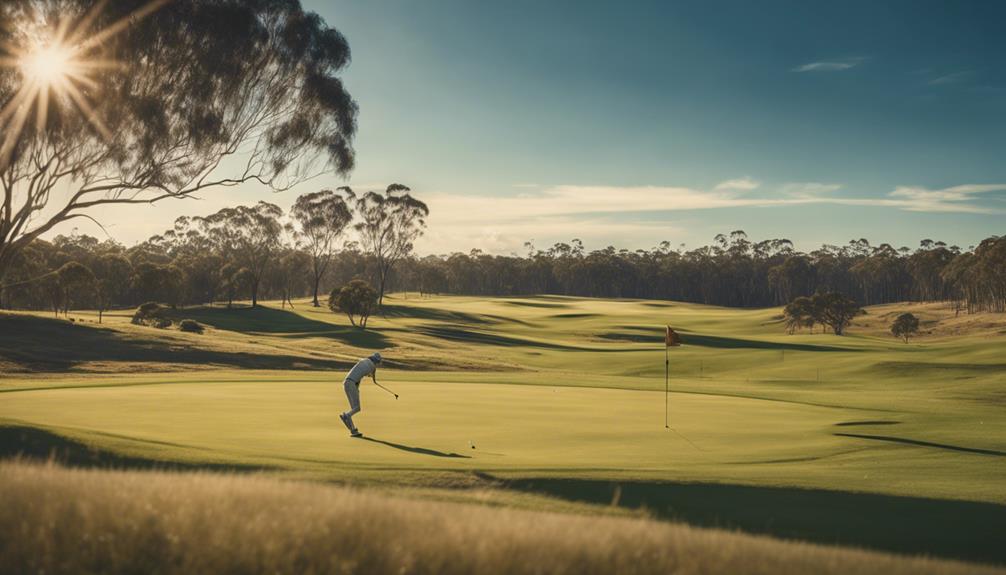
[2,295,1005,564]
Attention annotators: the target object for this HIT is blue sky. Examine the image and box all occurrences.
[88,1,1006,253]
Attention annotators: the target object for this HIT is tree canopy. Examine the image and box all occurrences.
[0,0,357,282]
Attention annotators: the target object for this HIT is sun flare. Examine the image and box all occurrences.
[21,44,75,88]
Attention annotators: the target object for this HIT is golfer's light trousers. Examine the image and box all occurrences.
[343,379,361,428]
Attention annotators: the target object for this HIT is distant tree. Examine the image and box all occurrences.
[329,279,378,328]
[813,292,864,336]
[354,184,429,306]
[219,265,255,309]
[890,313,920,343]
[291,189,354,307]
[782,296,816,334]
[195,202,284,307]
[0,0,357,285]
[131,262,185,308]
[273,250,313,309]
[92,254,132,323]
[56,261,95,316]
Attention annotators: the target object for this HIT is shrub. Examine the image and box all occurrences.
[329,279,378,328]
[179,319,204,334]
[131,302,168,326]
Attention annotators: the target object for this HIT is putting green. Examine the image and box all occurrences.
[3,372,1003,504]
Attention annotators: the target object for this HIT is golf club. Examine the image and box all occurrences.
[374,379,398,399]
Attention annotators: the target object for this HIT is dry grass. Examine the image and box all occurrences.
[2,461,1000,575]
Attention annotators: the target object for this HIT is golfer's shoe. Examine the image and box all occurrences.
[350,430,363,438]
[339,413,353,431]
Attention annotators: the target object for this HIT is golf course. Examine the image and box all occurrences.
[2,295,1004,572]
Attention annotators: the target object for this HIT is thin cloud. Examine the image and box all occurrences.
[792,58,865,73]
[418,181,1004,252]
[715,177,760,191]
[929,71,973,85]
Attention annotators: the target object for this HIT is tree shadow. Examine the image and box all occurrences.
[602,326,855,352]
[0,313,354,373]
[493,476,1006,565]
[835,433,1006,457]
[169,306,391,349]
[380,304,494,325]
[0,425,269,473]
[360,436,470,458]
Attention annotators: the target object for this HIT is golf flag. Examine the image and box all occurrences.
[665,325,682,347]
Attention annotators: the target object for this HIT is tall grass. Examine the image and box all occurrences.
[1,462,999,575]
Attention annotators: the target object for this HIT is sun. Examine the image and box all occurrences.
[21,44,76,88]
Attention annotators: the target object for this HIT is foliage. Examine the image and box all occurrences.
[131,301,169,328]
[891,313,920,343]
[783,292,864,336]
[178,202,285,307]
[352,184,429,306]
[291,189,354,306]
[0,0,357,284]
[55,261,95,316]
[328,279,377,328]
[178,319,204,334]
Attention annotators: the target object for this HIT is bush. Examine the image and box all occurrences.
[178,319,204,334]
[132,302,168,327]
[329,279,378,328]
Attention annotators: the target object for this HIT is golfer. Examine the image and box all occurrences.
[339,352,382,437]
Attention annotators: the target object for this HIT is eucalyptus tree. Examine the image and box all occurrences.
[193,202,284,307]
[92,253,132,322]
[291,188,354,306]
[0,0,357,283]
[353,184,428,306]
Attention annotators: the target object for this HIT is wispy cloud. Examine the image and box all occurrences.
[714,177,760,191]
[929,70,973,85]
[792,58,866,73]
[887,184,1006,212]
[417,181,1004,253]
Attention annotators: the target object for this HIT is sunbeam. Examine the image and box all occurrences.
[0,0,169,167]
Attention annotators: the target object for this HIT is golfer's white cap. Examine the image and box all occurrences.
[369,352,383,364]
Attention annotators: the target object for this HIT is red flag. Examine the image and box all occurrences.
[665,326,681,347]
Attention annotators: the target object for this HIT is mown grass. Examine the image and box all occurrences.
[2,295,1004,567]
[2,461,1002,575]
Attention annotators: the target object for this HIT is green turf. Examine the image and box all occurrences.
[1,295,1004,563]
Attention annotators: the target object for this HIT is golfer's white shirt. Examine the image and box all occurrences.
[345,358,376,384]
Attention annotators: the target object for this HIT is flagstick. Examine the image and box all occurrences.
[665,344,669,428]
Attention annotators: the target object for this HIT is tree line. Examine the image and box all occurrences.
[395,232,1005,313]
[0,184,428,318]
[4,218,1004,317]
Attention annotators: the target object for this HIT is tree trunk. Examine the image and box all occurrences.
[251,279,259,307]
[312,275,321,307]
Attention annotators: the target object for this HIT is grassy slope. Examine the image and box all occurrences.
[3,461,1001,575]
[2,296,1005,566]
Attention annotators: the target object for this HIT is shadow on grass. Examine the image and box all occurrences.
[360,436,470,458]
[0,425,268,472]
[501,300,569,309]
[169,306,390,349]
[495,476,1006,565]
[835,433,1006,457]
[601,327,853,352]
[0,313,353,372]
[380,304,493,325]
